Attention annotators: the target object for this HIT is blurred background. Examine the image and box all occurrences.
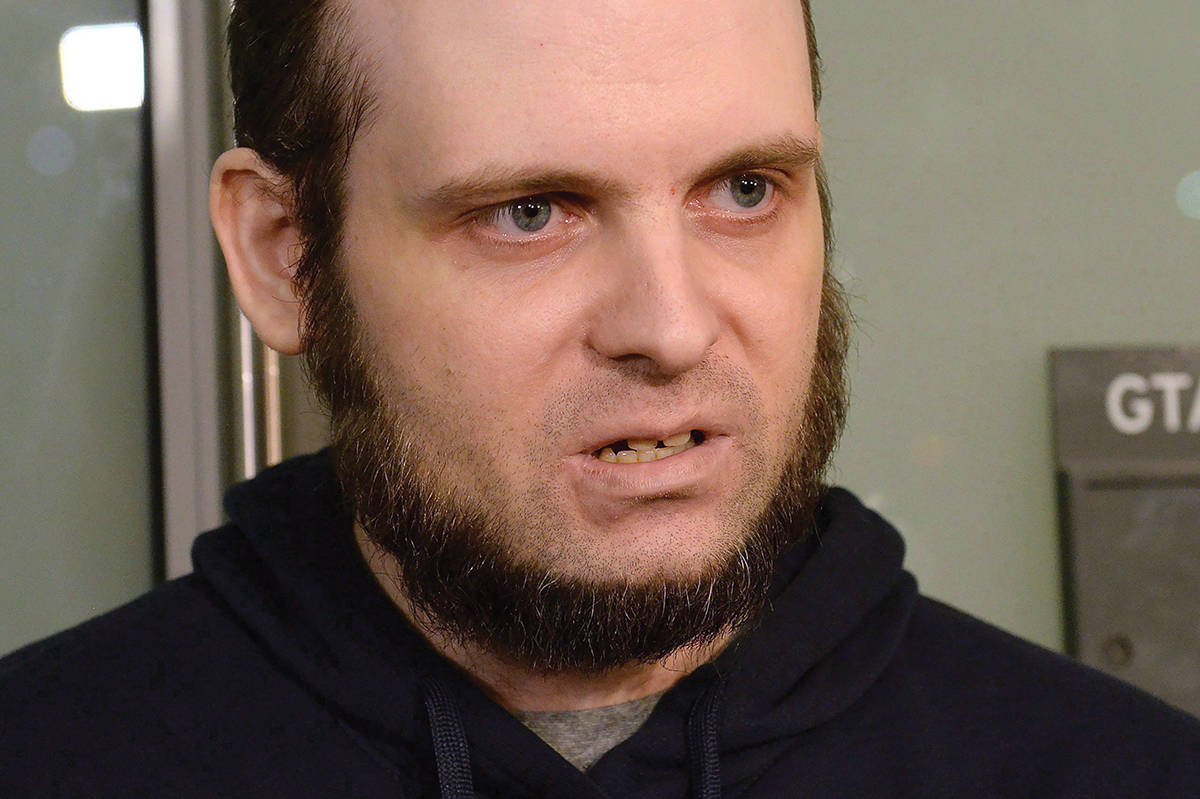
[1,1,1197,704]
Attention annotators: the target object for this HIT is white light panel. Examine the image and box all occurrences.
[59,23,145,112]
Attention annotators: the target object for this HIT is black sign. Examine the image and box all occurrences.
[1050,347,1200,718]
[1051,348,1200,464]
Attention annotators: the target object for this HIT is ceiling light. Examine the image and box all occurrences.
[59,23,145,112]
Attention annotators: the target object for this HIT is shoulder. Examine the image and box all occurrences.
[881,595,1200,793]
[0,573,342,796]
[902,595,1187,716]
[0,573,236,696]
[0,572,266,734]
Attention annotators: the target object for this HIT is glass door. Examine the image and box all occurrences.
[0,1,154,653]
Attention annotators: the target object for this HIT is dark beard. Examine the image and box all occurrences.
[302,250,850,673]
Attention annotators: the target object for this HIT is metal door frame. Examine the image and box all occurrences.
[147,0,225,578]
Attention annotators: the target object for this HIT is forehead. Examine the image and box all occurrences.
[346,0,816,187]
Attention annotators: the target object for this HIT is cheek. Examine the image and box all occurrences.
[345,237,580,433]
[761,270,823,417]
[714,230,825,405]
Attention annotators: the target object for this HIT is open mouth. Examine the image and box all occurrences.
[591,430,707,463]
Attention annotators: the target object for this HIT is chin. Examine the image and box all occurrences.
[542,512,753,585]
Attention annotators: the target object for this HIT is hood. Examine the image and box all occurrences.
[193,451,917,798]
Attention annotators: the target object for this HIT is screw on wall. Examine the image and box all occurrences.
[1101,635,1135,668]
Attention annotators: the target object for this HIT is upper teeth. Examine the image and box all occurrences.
[662,431,694,447]
[597,431,697,463]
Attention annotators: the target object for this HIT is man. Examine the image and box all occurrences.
[2,0,1199,796]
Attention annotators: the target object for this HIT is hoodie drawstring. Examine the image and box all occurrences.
[687,673,725,799]
[421,677,475,799]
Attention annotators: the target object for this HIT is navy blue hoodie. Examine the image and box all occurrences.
[3,451,1199,797]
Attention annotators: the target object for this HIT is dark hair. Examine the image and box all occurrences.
[227,0,377,364]
[227,0,827,326]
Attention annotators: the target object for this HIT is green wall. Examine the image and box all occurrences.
[816,1,1200,650]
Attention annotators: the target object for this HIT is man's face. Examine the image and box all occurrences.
[322,0,838,668]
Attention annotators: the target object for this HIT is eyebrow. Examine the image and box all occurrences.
[688,134,821,191]
[416,169,628,213]
[413,133,821,215]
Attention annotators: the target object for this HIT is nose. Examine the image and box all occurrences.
[585,217,720,377]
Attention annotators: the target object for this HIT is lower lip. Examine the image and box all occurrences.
[565,435,733,500]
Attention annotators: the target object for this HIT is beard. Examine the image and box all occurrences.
[301,237,850,675]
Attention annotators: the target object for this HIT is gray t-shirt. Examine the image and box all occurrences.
[514,692,665,772]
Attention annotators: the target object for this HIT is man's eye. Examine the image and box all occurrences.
[479,196,558,237]
[707,173,775,214]
[731,174,769,207]
[509,198,553,232]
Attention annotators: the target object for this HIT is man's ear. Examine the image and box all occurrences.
[210,148,304,355]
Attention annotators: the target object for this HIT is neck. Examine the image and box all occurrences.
[355,525,731,712]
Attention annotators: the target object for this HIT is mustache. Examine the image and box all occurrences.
[537,353,767,439]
